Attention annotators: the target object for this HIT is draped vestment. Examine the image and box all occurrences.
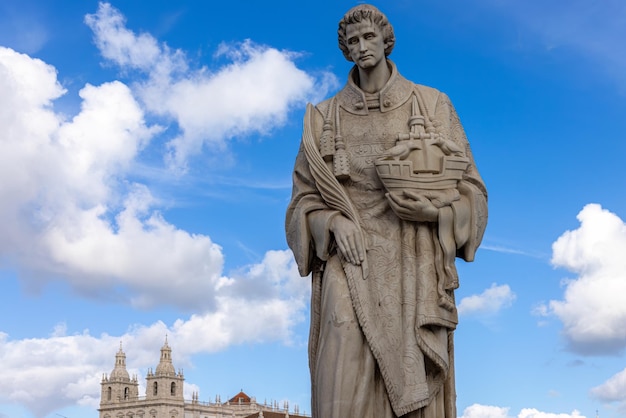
[286,62,487,418]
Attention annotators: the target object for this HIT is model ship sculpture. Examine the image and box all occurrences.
[375,95,469,194]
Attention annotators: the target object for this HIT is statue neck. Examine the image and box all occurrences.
[355,61,392,94]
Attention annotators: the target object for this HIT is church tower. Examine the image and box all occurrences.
[98,339,308,418]
[145,336,185,404]
[100,342,139,406]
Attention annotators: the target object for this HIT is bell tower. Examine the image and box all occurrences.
[145,336,185,402]
[99,342,139,407]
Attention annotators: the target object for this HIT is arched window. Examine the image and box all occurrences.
[107,387,112,401]
[153,382,158,395]
[124,387,129,400]
[170,382,176,396]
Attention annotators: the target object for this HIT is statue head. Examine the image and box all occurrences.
[338,4,395,62]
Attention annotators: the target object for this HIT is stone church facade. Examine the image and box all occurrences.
[99,339,307,418]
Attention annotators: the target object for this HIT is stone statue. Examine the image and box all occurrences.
[285,5,487,417]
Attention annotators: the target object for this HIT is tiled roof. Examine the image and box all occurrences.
[228,390,251,404]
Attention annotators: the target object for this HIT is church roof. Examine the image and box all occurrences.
[228,390,251,404]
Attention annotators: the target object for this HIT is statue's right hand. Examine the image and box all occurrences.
[330,215,365,266]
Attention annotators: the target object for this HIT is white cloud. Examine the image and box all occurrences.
[172,250,309,352]
[85,2,336,172]
[0,249,309,416]
[84,2,179,73]
[459,404,585,418]
[518,409,584,418]
[0,3,327,415]
[457,283,516,316]
[590,367,626,406]
[546,204,626,355]
[42,184,226,310]
[0,46,225,311]
[0,0,331,312]
[0,330,112,416]
[460,404,511,418]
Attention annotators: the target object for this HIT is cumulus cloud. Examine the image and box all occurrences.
[0,0,331,312]
[0,45,225,310]
[0,250,308,416]
[457,283,516,316]
[544,204,626,355]
[460,404,511,418]
[459,404,585,418]
[0,2,329,415]
[85,2,336,171]
[591,367,626,406]
[172,250,309,352]
[518,409,585,418]
[85,2,173,72]
[42,184,226,310]
[0,47,310,406]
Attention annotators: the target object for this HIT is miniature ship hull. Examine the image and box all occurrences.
[375,156,469,191]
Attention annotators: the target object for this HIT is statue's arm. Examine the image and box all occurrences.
[285,105,340,276]
[434,92,488,261]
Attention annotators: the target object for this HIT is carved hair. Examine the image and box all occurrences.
[337,4,396,62]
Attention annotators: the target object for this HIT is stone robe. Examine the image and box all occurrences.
[286,62,487,418]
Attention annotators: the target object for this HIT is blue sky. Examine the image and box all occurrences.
[1,1,626,417]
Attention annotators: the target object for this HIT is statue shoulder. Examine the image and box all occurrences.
[412,83,447,105]
[302,97,335,140]
[410,83,461,119]
[314,97,335,119]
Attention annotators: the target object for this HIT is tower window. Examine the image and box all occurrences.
[153,382,158,395]
[107,387,112,401]
[124,387,129,400]
[170,382,176,396]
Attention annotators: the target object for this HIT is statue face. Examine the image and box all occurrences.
[345,19,387,70]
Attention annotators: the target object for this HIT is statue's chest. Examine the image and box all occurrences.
[340,105,411,183]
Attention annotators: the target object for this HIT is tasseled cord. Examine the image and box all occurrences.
[333,101,350,180]
[319,98,336,162]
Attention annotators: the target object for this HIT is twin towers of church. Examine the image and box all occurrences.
[100,337,185,405]
[99,338,309,418]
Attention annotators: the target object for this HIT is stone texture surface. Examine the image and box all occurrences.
[285,5,487,417]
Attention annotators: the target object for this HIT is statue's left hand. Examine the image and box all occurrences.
[386,190,439,222]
